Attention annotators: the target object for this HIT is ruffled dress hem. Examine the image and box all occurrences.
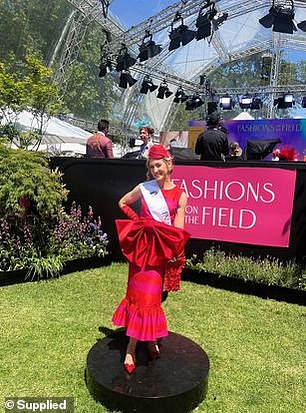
[112,297,168,342]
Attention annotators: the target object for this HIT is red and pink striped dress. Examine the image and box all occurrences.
[112,186,183,341]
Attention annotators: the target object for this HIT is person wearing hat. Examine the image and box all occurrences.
[112,144,189,374]
[195,112,229,161]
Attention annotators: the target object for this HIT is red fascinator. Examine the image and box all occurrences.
[148,144,171,160]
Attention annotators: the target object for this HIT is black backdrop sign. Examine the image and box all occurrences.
[50,157,306,263]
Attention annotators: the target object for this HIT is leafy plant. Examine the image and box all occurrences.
[0,144,68,219]
[0,145,108,279]
[25,255,64,281]
[186,247,306,291]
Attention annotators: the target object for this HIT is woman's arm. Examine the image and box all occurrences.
[118,185,142,220]
[173,191,187,229]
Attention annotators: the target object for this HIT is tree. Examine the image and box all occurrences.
[0,55,64,149]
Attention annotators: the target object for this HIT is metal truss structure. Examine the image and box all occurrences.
[55,0,306,129]
[53,0,121,93]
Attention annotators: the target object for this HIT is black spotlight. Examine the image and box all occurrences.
[212,12,228,29]
[116,45,137,71]
[219,95,233,110]
[302,97,306,108]
[119,71,137,89]
[207,101,218,114]
[168,13,196,51]
[138,32,162,62]
[283,93,294,108]
[99,58,113,78]
[196,2,217,41]
[173,87,188,103]
[276,94,294,109]
[185,93,204,110]
[239,95,253,109]
[157,81,173,99]
[139,75,158,94]
[297,20,306,32]
[259,1,297,34]
[250,98,263,110]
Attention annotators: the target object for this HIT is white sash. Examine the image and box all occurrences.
[140,180,171,226]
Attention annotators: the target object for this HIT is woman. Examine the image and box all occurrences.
[112,144,189,373]
[228,141,243,160]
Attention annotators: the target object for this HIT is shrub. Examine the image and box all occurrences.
[0,144,67,219]
[49,203,109,261]
[0,203,109,278]
[186,248,306,291]
[0,145,109,279]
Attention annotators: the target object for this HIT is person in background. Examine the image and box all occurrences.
[86,119,114,159]
[278,145,299,161]
[272,148,280,161]
[195,112,229,161]
[137,127,154,159]
[112,144,189,374]
[228,141,243,160]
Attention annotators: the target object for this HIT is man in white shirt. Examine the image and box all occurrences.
[137,127,154,159]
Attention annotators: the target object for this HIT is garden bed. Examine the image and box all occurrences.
[0,255,112,287]
[182,268,306,306]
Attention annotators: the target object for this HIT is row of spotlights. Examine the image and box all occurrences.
[118,74,306,110]
[100,2,306,79]
[219,94,306,110]
[99,2,229,77]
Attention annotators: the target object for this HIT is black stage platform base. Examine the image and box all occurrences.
[86,330,209,413]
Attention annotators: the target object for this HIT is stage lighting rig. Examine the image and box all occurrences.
[297,20,306,32]
[173,87,188,103]
[99,57,113,78]
[116,44,137,71]
[139,75,158,94]
[212,11,228,30]
[239,94,252,109]
[250,97,263,110]
[185,93,204,110]
[259,0,297,34]
[119,70,137,89]
[157,81,173,99]
[275,93,295,109]
[168,12,196,51]
[138,31,162,62]
[219,95,233,110]
[195,2,217,41]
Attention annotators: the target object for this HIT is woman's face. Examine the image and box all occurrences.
[149,159,171,181]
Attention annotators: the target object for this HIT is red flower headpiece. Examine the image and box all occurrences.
[148,144,171,160]
[278,145,299,161]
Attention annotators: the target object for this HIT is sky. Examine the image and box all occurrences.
[109,0,176,29]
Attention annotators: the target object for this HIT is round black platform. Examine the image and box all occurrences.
[86,330,209,413]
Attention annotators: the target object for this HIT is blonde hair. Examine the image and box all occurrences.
[146,157,173,180]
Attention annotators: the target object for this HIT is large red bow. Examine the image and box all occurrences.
[115,218,190,269]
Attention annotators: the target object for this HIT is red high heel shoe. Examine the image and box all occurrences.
[124,354,136,374]
[124,362,136,374]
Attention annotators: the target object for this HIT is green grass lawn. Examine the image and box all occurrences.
[0,263,305,413]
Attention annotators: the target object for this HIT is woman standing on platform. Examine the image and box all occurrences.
[112,144,189,373]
